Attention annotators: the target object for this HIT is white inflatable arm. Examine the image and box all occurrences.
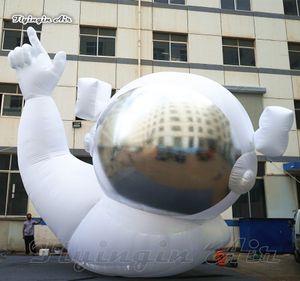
[8,27,102,244]
[8,26,70,173]
[254,106,294,157]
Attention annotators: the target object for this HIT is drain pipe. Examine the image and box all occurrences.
[138,0,142,77]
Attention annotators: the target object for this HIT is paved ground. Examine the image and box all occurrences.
[0,254,258,281]
[228,252,300,281]
[0,253,299,281]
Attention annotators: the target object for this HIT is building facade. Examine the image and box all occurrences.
[0,0,300,251]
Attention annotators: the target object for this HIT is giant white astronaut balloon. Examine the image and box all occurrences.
[9,27,293,277]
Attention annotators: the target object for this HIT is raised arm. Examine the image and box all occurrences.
[8,27,102,245]
[8,27,69,162]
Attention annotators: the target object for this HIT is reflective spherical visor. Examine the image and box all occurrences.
[94,86,240,215]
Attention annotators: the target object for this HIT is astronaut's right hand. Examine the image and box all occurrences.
[8,27,66,100]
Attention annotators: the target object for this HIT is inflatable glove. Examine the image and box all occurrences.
[8,27,66,100]
[254,106,294,157]
[228,106,293,195]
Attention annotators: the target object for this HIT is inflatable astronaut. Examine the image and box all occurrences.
[8,27,293,277]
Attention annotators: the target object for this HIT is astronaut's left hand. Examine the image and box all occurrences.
[8,27,66,100]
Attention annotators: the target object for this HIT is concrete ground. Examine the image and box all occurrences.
[0,254,258,281]
[0,253,299,281]
[228,253,300,281]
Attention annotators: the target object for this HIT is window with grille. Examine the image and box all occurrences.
[294,100,300,129]
[2,20,42,50]
[221,0,251,11]
[153,32,187,62]
[80,26,116,57]
[288,42,300,70]
[0,83,24,117]
[222,37,255,66]
[154,0,185,5]
[283,0,300,16]
[0,154,28,216]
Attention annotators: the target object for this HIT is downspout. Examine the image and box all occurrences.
[138,0,141,77]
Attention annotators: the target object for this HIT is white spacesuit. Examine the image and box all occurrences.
[8,27,293,277]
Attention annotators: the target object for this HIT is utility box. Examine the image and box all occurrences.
[239,218,294,253]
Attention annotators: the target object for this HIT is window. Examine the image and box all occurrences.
[189,137,194,147]
[173,137,182,147]
[221,0,251,11]
[80,26,116,57]
[0,83,24,117]
[2,20,42,50]
[154,0,185,4]
[232,162,266,218]
[222,37,255,66]
[172,125,181,131]
[288,42,300,70]
[283,0,300,16]
[0,154,28,216]
[170,117,180,122]
[294,100,300,129]
[153,32,187,62]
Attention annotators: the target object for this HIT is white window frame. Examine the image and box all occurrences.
[296,0,300,15]
[222,37,256,67]
[288,42,300,70]
[79,26,116,57]
[221,0,251,11]
[0,154,27,217]
[1,20,42,51]
[284,0,300,16]
[153,32,188,62]
[153,0,186,5]
[0,84,24,117]
[294,100,300,129]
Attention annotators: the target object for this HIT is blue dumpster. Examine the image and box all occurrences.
[239,218,294,253]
